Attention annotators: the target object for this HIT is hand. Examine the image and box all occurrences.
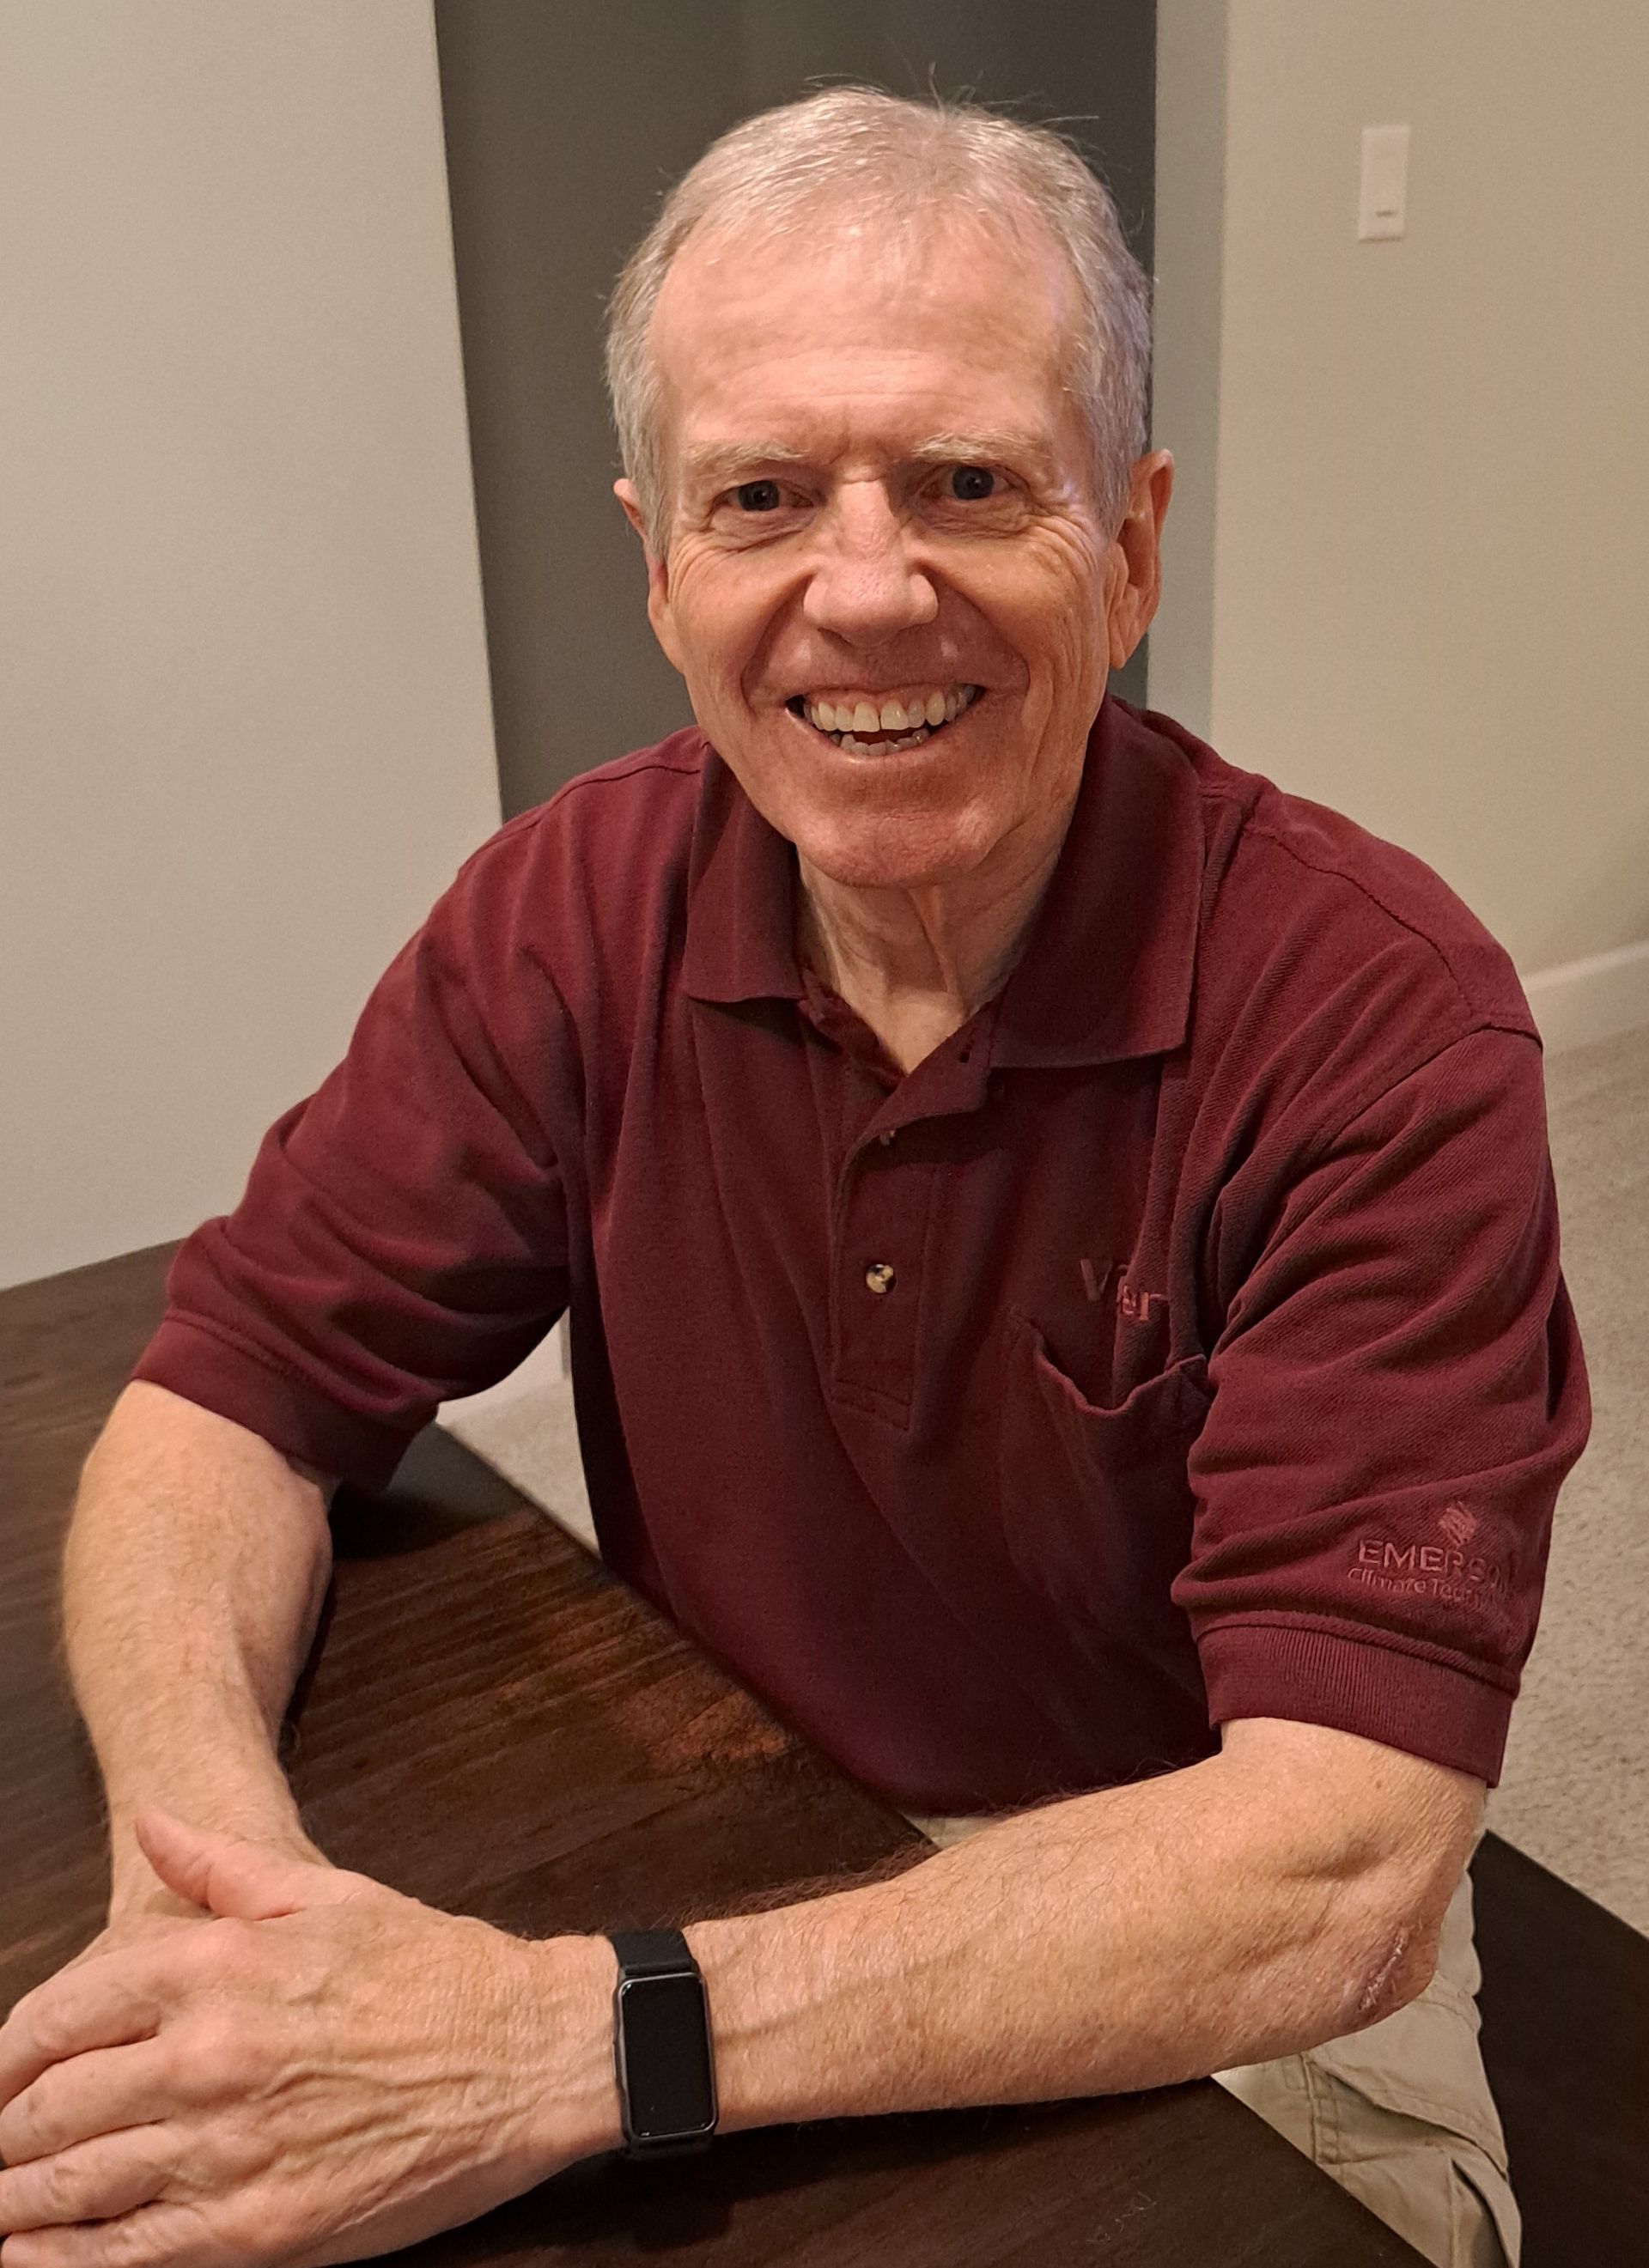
[55,1824,307,1985]
[54,1911,209,1989]
[0,1812,620,2268]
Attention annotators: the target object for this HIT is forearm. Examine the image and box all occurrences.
[685,1745,1439,2130]
[63,1380,335,1915]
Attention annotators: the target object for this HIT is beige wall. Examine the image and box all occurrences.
[1147,0,1226,745]
[1152,0,1649,979]
[0,2,500,1289]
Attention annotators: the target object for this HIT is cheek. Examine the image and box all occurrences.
[663,552,784,695]
[968,540,1109,690]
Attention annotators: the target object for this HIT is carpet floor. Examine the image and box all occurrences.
[1484,1025,1649,1932]
[440,1025,1649,1937]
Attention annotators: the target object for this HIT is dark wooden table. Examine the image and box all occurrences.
[1,1244,1427,2265]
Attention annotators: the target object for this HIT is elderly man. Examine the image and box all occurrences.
[0,88,1584,2268]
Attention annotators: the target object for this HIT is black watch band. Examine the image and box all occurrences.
[607,1929,718,2157]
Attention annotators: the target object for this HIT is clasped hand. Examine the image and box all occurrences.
[0,1812,617,2268]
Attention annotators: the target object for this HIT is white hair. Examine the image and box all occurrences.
[605,85,1152,553]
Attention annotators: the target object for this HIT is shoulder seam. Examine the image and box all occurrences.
[449,748,705,879]
[1298,1024,1543,1180]
[1241,812,1480,1025]
[501,748,705,828]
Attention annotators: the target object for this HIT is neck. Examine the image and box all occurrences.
[797,814,1073,1074]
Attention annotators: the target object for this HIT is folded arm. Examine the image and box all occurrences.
[686,1714,1485,2125]
[8,1376,1483,2268]
[61,1379,335,1924]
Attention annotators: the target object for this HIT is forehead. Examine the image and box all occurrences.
[649,204,1085,478]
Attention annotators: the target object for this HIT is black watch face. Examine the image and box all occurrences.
[618,1973,716,2141]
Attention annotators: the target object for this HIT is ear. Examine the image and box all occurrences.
[1104,449,1175,671]
[614,477,686,675]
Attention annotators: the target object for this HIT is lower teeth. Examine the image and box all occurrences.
[834,724,933,752]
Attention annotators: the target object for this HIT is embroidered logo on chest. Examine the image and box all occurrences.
[1079,1256,1168,1323]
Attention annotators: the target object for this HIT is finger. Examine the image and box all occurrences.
[132,1812,342,1926]
[59,1914,211,1982]
[0,2129,173,2235]
[0,2201,197,2268]
[0,2040,173,2167]
[0,1966,167,2118]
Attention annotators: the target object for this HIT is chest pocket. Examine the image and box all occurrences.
[996,1310,1213,1639]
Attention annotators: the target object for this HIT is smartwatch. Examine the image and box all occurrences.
[607,1929,718,2157]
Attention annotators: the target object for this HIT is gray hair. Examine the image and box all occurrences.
[605,85,1152,553]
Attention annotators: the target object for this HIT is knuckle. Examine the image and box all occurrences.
[207,1920,259,1967]
[16,1996,72,2070]
[204,2117,269,2190]
[173,2195,266,2268]
[183,1922,263,2002]
[40,2152,88,2222]
[173,1930,224,1989]
[180,2019,245,2101]
[0,2080,45,2163]
[215,2198,271,2258]
[101,2217,161,2268]
[0,1985,45,2052]
[144,2034,186,2103]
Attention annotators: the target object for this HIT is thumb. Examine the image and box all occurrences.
[132,1808,340,1923]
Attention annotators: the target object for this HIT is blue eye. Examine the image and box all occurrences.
[949,465,997,502]
[734,480,783,512]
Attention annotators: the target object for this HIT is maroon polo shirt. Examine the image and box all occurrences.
[134,698,1590,1812]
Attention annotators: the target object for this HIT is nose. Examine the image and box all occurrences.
[800,478,938,648]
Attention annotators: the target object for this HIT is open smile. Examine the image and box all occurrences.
[784,684,982,754]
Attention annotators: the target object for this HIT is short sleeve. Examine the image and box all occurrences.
[1175,1027,1590,1785]
[132,842,572,1490]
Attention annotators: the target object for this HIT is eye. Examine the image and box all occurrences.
[947,465,999,502]
[733,479,784,513]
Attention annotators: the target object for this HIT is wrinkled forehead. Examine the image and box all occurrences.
[648,195,1085,451]
[671,183,1071,290]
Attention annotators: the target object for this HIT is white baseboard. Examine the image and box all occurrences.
[1521,939,1649,1055]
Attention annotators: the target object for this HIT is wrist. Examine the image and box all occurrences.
[517,1933,625,2170]
[608,1928,719,2156]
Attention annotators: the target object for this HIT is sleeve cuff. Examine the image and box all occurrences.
[1197,1615,1516,1787]
[131,1316,418,1493]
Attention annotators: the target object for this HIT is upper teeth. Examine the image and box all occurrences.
[802,686,978,735]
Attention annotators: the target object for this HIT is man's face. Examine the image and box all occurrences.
[622,206,1164,894]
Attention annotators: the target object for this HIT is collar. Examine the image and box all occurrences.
[679,740,806,1006]
[680,696,1202,1068]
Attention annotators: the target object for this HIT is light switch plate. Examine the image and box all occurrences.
[1359,124,1410,240]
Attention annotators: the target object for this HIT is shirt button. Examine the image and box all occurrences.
[864,1261,896,1296]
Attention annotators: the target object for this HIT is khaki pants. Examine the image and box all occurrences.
[908,1813,1518,2268]
[1213,1823,1518,2268]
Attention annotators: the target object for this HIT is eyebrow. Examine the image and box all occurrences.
[679,441,813,492]
[908,430,1061,478]
[679,429,1061,493]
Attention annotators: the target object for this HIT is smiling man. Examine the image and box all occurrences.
[0,89,1585,2268]
[616,185,1124,1076]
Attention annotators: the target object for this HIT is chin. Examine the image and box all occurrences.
[791,809,997,893]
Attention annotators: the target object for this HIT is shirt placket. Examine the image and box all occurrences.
[829,1137,934,1421]
[825,1020,997,1427]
